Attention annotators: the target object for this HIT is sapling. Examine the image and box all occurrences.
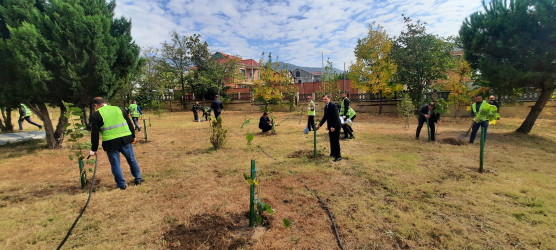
[240,118,254,145]
[397,93,415,129]
[474,103,500,172]
[243,173,274,225]
[210,115,227,149]
[63,101,94,188]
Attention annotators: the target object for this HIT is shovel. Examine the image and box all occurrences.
[458,121,474,140]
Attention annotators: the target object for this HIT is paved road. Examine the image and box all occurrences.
[0,131,46,146]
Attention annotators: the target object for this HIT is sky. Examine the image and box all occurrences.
[114,0,487,68]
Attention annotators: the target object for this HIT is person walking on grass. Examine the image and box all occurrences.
[128,100,142,131]
[469,95,489,144]
[90,97,142,190]
[211,95,223,119]
[415,102,440,141]
[18,103,42,130]
[316,94,342,162]
[306,96,316,131]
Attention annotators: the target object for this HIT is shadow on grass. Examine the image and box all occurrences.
[0,140,47,159]
[488,132,556,154]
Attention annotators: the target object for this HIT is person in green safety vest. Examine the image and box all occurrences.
[128,100,142,131]
[469,95,489,143]
[202,106,211,121]
[339,92,356,139]
[306,96,316,131]
[90,97,142,190]
[18,103,42,130]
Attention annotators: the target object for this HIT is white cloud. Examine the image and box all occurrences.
[114,0,486,67]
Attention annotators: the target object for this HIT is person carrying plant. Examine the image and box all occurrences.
[192,101,201,122]
[415,102,440,141]
[202,106,211,121]
[90,97,142,190]
[339,92,356,139]
[316,94,342,162]
[488,95,500,115]
[128,100,142,131]
[469,95,489,143]
[18,103,42,130]
[259,112,273,133]
[306,96,316,131]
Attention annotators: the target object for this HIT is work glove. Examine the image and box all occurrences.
[132,138,136,144]
[89,150,96,156]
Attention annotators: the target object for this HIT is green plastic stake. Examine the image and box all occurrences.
[143,119,148,142]
[249,159,256,227]
[78,158,86,189]
[479,126,485,173]
[426,118,431,141]
[314,125,317,159]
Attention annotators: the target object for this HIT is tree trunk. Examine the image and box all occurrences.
[27,103,68,149]
[0,108,14,132]
[378,92,383,115]
[516,85,555,134]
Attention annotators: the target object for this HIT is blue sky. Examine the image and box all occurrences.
[114,0,486,68]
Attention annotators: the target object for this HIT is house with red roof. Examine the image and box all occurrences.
[213,52,259,93]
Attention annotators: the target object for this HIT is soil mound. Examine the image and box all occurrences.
[439,138,467,146]
[288,150,326,159]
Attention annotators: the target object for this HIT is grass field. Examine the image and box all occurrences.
[0,110,555,249]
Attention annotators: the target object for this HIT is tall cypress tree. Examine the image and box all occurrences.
[460,0,556,134]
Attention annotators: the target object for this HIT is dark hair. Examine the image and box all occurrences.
[476,95,483,98]
[263,112,268,116]
[322,94,331,99]
[429,102,436,107]
[92,97,106,105]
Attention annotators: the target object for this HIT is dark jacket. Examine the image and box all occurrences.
[318,102,341,131]
[192,103,200,112]
[19,105,26,117]
[259,116,272,131]
[211,99,223,113]
[418,104,440,123]
[90,106,135,152]
[488,100,500,111]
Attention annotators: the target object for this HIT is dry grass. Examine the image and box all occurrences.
[0,109,555,249]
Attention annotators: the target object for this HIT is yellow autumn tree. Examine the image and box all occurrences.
[349,23,401,113]
[252,53,296,112]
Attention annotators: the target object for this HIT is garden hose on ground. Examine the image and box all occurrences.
[258,146,344,249]
[57,154,98,250]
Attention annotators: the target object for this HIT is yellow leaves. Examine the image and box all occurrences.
[466,106,471,111]
[489,120,496,125]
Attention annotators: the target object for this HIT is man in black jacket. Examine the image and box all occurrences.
[259,112,273,132]
[89,97,142,190]
[211,95,224,119]
[192,101,200,122]
[415,102,440,141]
[316,94,342,162]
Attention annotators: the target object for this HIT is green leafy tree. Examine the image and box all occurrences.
[0,0,139,148]
[253,53,297,113]
[317,59,342,102]
[460,0,556,134]
[192,51,241,101]
[350,23,401,114]
[397,93,415,129]
[391,16,454,107]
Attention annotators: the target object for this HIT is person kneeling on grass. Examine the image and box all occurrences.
[259,112,273,133]
[90,97,142,190]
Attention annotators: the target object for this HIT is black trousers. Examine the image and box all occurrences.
[329,129,341,158]
[416,117,435,141]
[342,115,356,137]
[307,115,316,131]
[193,111,198,121]
[214,111,221,119]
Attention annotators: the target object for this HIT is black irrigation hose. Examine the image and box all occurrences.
[256,145,285,163]
[57,154,98,250]
[257,145,344,250]
[300,179,345,250]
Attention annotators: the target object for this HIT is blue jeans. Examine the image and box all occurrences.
[106,143,142,188]
[132,117,141,131]
[469,121,489,143]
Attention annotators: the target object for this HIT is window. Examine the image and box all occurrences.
[298,80,302,84]
[296,71,300,77]
[250,70,253,79]
[240,69,246,76]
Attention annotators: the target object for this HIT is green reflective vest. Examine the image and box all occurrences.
[21,104,32,117]
[339,97,349,115]
[308,100,315,116]
[98,105,131,141]
[129,104,140,117]
[346,107,356,119]
[472,100,487,121]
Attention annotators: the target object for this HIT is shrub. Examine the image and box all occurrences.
[210,115,227,149]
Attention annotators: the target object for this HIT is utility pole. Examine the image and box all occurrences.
[322,52,324,93]
[343,62,346,93]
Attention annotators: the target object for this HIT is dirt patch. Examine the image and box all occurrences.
[288,149,326,159]
[439,138,467,146]
[164,213,254,249]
